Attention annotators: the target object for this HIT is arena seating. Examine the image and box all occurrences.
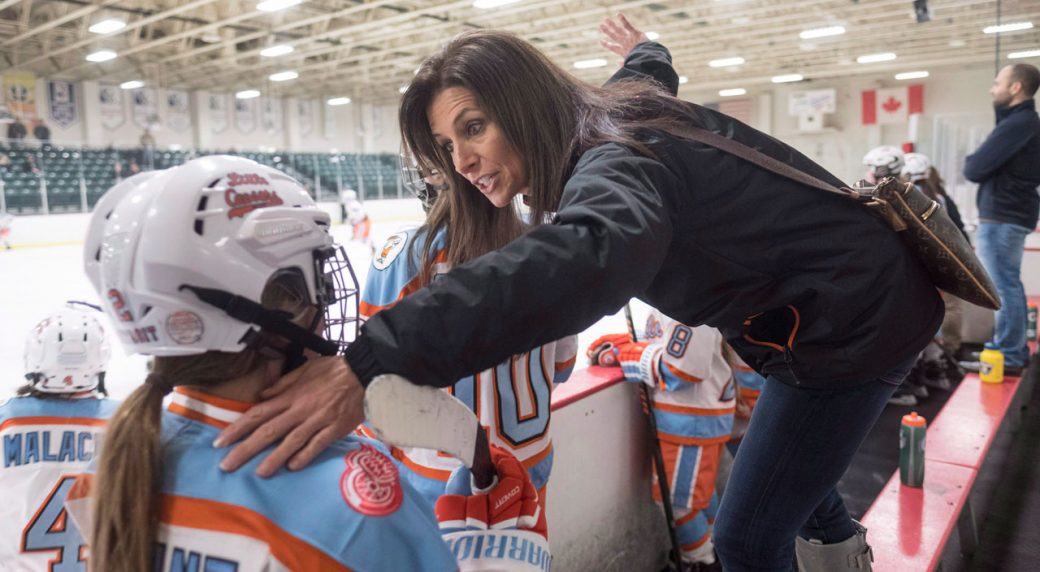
[0,144,403,214]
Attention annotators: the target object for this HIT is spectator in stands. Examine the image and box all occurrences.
[32,119,50,143]
[140,129,156,169]
[964,62,1040,376]
[6,119,26,147]
[220,22,941,572]
[112,160,123,181]
[129,159,141,175]
[24,153,40,175]
[0,152,10,178]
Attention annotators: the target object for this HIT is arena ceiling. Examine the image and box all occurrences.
[1,0,1038,103]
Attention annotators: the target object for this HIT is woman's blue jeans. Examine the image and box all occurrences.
[713,358,914,570]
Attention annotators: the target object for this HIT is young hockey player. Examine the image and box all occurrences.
[0,305,117,571]
[0,212,13,250]
[862,145,906,184]
[72,156,547,572]
[340,188,374,254]
[587,311,734,569]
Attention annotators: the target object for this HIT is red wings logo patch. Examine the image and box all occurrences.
[223,172,283,219]
[340,444,403,516]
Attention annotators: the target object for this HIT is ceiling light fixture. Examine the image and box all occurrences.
[799,25,845,39]
[236,90,261,99]
[709,56,745,68]
[894,71,929,80]
[85,50,117,62]
[983,22,1033,34]
[119,80,145,90]
[1009,49,1040,59]
[88,19,126,35]
[268,70,298,82]
[856,52,897,64]
[678,76,688,84]
[645,31,660,41]
[719,88,746,97]
[573,58,608,69]
[257,0,302,12]
[260,44,294,57]
[327,97,351,106]
[771,74,804,83]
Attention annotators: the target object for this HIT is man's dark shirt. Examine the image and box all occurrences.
[965,99,1040,229]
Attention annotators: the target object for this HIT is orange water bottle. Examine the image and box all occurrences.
[899,411,927,487]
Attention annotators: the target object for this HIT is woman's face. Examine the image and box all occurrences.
[428,87,528,208]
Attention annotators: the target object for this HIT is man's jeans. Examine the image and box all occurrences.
[713,358,914,571]
[977,221,1031,366]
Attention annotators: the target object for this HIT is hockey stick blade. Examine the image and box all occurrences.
[365,374,494,488]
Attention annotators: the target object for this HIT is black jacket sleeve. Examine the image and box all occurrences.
[964,114,1038,182]
[345,144,678,387]
[606,41,679,96]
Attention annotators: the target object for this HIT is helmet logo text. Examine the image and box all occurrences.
[224,172,283,219]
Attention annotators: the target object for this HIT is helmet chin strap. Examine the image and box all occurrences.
[179,285,340,374]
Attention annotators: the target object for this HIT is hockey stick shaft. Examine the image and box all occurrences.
[625,304,683,570]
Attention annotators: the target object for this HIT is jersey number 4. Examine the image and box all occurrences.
[21,476,87,572]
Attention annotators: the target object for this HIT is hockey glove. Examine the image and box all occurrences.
[586,333,633,367]
[435,446,550,572]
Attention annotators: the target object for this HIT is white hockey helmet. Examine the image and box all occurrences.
[24,304,111,394]
[84,170,165,294]
[863,145,905,178]
[342,189,358,200]
[901,152,932,182]
[92,155,359,359]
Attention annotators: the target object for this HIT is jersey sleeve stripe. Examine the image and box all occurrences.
[663,361,704,383]
[0,416,108,431]
[160,495,354,572]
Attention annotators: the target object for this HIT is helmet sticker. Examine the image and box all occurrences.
[373,232,407,271]
[166,311,205,345]
[224,172,284,219]
[340,444,403,516]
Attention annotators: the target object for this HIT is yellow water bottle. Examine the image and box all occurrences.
[979,343,1004,384]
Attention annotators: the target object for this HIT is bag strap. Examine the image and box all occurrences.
[672,123,869,201]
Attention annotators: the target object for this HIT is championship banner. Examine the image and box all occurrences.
[262,97,282,133]
[98,84,125,129]
[47,80,78,128]
[3,71,37,119]
[165,89,190,132]
[324,102,337,138]
[297,99,314,136]
[862,85,923,125]
[234,97,257,134]
[209,93,228,134]
[131,87,157,128]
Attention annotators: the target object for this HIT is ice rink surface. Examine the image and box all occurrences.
[0,205,631,399]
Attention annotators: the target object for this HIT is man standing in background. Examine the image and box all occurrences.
[965,63,1040,375]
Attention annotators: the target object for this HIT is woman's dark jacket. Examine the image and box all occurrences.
[345,43,943,389]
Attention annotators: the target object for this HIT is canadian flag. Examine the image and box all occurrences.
[862,85,923,125]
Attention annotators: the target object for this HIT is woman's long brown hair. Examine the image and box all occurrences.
[89,275,311,571]
[399,30,695,283]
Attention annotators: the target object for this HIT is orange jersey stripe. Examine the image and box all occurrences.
[657,433,733,447]
[0,416,108,432]
[160,495,353,571]
[554,356,576,373]
[652,402,736,416]
[664,361,704,383]
[174,387,252,413]
[361,250,449,319]
[167,403,228,430]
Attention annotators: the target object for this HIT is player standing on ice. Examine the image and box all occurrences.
[0,212,13,250]
[340,188,374,254]
[71,156,548,572]
[0,304,117,571]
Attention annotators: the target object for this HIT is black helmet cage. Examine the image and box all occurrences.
[315,244,361,353]
[400,145,445,213]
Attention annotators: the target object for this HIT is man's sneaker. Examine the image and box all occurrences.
[888,386,918,407]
